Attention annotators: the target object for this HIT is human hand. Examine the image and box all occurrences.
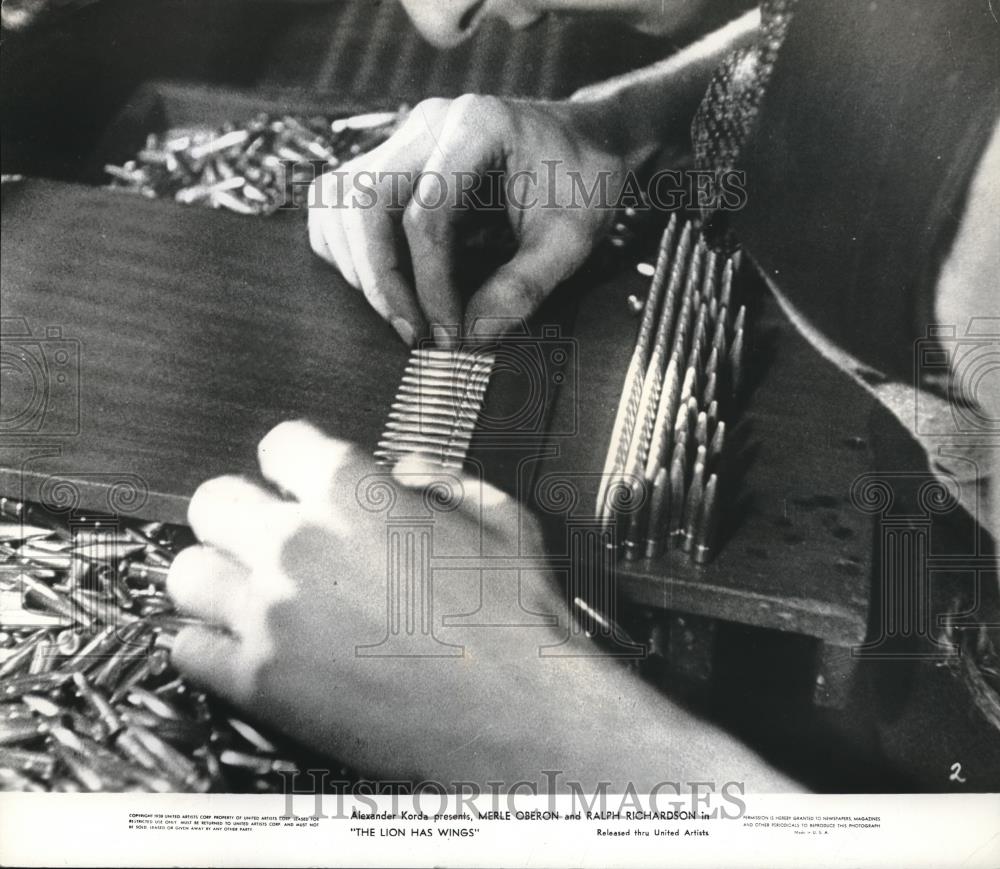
[165,420,596,782]
[167,421,803,790]
[307,95,628,346]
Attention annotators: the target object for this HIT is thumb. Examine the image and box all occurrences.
[464,225,591,338]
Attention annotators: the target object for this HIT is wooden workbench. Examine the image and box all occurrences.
[1,177,874,652]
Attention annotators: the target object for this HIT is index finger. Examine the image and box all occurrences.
[339,103,451,345]
[402,96,506,346]
[256,420,368,511]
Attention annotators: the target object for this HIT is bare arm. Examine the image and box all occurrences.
[568,8,761,169]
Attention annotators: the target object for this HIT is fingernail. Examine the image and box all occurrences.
[392,317,415,347]
[468,317,521,338]
[391,452,442,486]
[432,324,458,348]
[465,318,490,343]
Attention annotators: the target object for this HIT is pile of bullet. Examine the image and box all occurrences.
[598,215,748,565]
[376,348,495,470]
[104,109,405,216]
[0,498,348,792]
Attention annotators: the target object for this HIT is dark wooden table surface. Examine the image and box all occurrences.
[1,178,409,521]
[1,177,874,645]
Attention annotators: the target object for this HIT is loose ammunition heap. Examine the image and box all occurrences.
[376,348,495,470]
[598,216,748,565]
[0,498,351,792]
[104,109,405,215]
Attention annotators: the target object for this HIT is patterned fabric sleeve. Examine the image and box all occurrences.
[691,0,797,246]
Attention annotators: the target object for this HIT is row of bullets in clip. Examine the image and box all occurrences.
[0,497,335,792]
[104,108,404,215]
[376,348,496,469]
[598,215,748,565]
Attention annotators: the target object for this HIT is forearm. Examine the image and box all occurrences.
[568,8,761,169]
[515,656,804,793]
[432,648,804,793]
